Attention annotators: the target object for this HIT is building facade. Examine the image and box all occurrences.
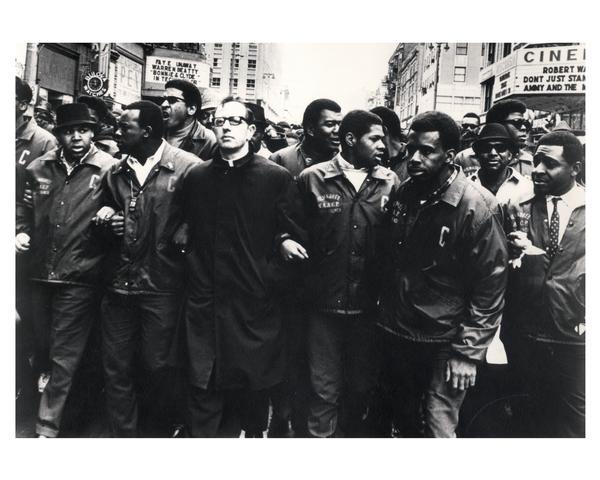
[382,43,483,129]
[203,43,284,120]
[479,43,585,131]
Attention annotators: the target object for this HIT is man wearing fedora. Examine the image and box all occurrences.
[96,100,199,437]
[161,79,217,160]
[15,102,117,438]
[470,123,533,207]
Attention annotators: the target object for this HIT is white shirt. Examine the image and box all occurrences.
[546,183,585,243]
[338,156,368,193]
[127,139,166,185]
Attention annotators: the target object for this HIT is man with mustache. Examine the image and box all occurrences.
[455,100,534,178]
[284,110,398,437]
[470,123,533,206]
[503,131,585,437]
[378,111,508,437]
[161,79,217,160]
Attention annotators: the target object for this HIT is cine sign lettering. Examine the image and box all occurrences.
[515,45,585,94]
[145,55,210,88]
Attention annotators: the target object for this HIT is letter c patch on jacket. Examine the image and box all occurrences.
[439,226,450,247]
[89,174,100,189]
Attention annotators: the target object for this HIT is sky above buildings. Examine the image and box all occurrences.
[280,43,397,122]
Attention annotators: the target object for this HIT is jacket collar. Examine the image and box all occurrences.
[115,140,175,174]
[438,166,466,207]
[323,154,392,181]
[40,144,104,169]
[213,149,254,169]
[520,182,585,208]
[16,118,39,141]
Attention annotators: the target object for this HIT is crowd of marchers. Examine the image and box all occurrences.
[15,74,585,438]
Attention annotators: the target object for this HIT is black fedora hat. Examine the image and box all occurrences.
[55,103,98,132]
[473,123,518,152]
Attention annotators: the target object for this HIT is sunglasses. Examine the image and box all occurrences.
[462,123,479,131]
[214,116,248,127]
[503,119,532,132]
[159,96,186,105]
[474,142,510,155]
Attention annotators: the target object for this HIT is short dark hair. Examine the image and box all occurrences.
[410,111,460,151]
[462,112,481,123]
[219,96,255,125]
[165,79,202,113]
[16,76,33,103]
[340,110,383,152]
[536,131,584,166]
[370,106,402,139]
[302,98,341,131]
[125,100,164,139]
[486,99,527,123]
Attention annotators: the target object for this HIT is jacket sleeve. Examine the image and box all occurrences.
[453,206,508,362]
[15,166,33,236]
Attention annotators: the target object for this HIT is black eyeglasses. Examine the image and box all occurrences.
[214,116,248,127]
[503,119,532,132]
[159,96,186,105]
[462,123,479,131]
[474,142,510,155]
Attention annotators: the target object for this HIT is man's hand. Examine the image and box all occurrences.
[280,238,309,262]
[93,206,116,226]
[507,231,529,259]
[15,232,31,253]
[109,213,125,237]
[23,187,33,207]
[445,356,477,391]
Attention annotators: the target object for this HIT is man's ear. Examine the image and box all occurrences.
[143,125,152,139]
[571,161,582,178]
[18,101,29,115]
[247,123,257,139]
[187,104,197,118]
[344,132,356,149]
[445,149,456,163]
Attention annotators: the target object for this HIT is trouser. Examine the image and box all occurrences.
[518,339,585,437]
[187,376,270,438]
[269,305,310,437]
[307,311,379,438]
[101,291,180,437]
[382,335,467,438]
[31,283,97,438]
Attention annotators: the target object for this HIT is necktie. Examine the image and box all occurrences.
[548,197,560,258]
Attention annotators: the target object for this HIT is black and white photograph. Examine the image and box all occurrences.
[4,1,598,479]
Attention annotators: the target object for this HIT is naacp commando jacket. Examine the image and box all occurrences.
[293,155,399,314]
[181,152,294,391]
[378,169,509,362]
[100,142,200,294]
[503,186,585,345]
[16,145,117,286]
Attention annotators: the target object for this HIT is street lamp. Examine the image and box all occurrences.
[428,43,450,110]
[262,72,275,112]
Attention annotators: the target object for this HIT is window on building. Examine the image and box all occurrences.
[247,79,255,89]
[234,58,240,68]
[248,59,257,69]
[503,43,512,57]
[482,77,494,112]
[232,79,238,88]
[456,43,468,55]
[454,66,466,82]
[487,43,496,65]
[214,43,222,48]
[211,77,221,87]
[213,58,220,67]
